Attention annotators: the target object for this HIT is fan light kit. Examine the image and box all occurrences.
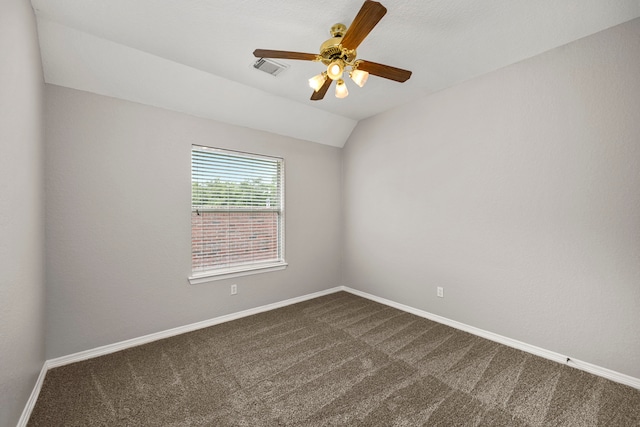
[253,0,412,101]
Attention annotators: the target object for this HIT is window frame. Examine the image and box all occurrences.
[188,145,287,284]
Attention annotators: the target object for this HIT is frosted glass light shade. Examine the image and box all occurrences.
[308,73,327,92]
[327,60,344,80]
[350,69,369,87]
[335,79,348,98]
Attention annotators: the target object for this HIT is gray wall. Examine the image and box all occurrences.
[0,0,46,425]
[44,85,343,359]
[343,18,640,379]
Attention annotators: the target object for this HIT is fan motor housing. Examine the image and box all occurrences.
[319,23,357,65]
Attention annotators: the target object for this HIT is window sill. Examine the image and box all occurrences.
[188,261,288,285]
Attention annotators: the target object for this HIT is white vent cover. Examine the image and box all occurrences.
[253,58,289,76]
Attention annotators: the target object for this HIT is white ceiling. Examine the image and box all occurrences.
[32,0,640,147]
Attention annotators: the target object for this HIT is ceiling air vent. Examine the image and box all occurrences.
[253,58,289,76]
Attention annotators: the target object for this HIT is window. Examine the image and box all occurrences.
[189,145,286,283]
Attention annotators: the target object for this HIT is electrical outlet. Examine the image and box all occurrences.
[231,284,237,295]
[437,287,444,298]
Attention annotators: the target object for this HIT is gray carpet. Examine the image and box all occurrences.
[29,292,640,426]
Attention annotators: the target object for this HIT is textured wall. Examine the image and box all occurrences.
[0,0,45,425]
[44,85,342,359]
[343,18,640,379]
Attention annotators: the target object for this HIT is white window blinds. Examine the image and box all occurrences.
[191,145,285,275]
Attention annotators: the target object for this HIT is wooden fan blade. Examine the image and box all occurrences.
[341,1,387,50]
[357,60,412,82]
[253,49,317,61]
[311,78,333,101]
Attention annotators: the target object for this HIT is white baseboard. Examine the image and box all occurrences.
[19,284,640,425]
[16,362,49,427]
[48,286,344,369]
[342,286,640,390]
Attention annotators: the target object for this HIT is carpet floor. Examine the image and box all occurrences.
[28,291,640,426]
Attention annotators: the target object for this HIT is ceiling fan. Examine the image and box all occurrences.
[253,0,412,101]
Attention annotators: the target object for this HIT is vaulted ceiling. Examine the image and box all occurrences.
[32,0,640,147]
